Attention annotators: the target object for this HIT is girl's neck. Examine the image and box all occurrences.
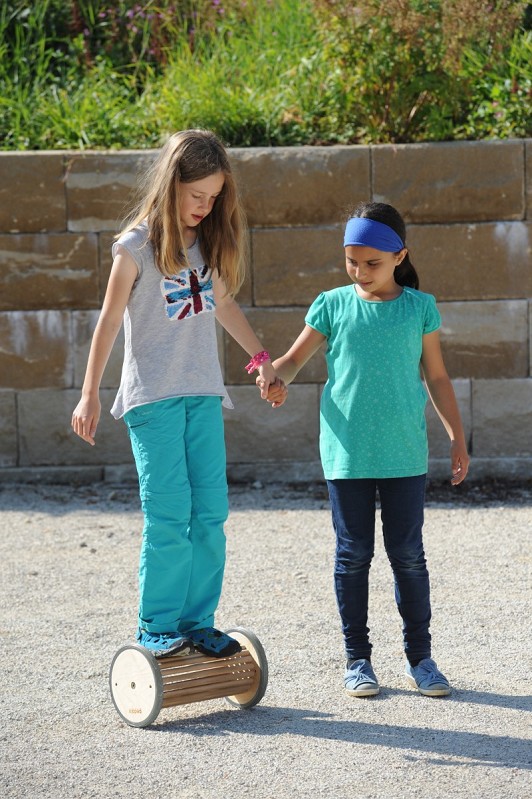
[182,226,197,248]
[354,283,403,302]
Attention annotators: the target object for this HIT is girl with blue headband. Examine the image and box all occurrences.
[262,202,469,698]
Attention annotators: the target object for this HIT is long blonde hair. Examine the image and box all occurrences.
[121,129,247,296]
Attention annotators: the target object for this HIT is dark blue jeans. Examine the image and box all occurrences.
[327,475,431,662]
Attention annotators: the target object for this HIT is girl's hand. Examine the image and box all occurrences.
[71,395,101,446]
[256,360,277,399]
[450,441,470,485]
[257,376,287,408]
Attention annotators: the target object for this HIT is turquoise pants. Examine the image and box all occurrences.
[124,396,228,634]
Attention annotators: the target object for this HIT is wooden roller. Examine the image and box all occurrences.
[109,627,268,727]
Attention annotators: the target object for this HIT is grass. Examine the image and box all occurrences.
[0,0,530,150]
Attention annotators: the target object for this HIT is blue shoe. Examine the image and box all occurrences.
[405,658,451,696]
[344,659,380,697]
[188,627,242,658]
[136,628,193,658]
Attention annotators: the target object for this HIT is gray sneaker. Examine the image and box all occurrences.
[344,658,380,697]
[405,658,451,696]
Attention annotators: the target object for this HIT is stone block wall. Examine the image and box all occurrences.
[0,140,530,484]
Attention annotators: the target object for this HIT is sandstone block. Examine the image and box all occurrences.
[0,311,72,389]
[0,153,66,233]
[236,227,253,306]
[223,308,326,384]
[426,379,471,459]
[0,233,99,311]
[0,465,108,484]
[0,391,17,467]
[408,222,532,301]
[230,146,370,227]
[530,301,532,376]
[526,140,532,218]
[65,151,155,232]
[18,389,132,466]
[72,311,124,389]
[472,379,532,457]
[104,464,138,484]
[438,301,528,379]
[373,140,524,222]
[236,264,253,307]
[226,460,324,484]
[99,232,116,300]
[453,457,532,481]
[224,385,320,464]
[252,226,346,306]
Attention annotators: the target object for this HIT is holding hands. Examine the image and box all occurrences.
[256,372,287,408]
[246,349,287,408]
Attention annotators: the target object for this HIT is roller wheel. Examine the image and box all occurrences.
[109,644,163,727]
[224,627,268,709]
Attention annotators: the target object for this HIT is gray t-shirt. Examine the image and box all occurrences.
[110,223,232,419]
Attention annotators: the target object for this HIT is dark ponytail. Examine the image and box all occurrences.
[350,202,419,289]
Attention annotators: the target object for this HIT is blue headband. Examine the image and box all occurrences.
[344,217,404,252]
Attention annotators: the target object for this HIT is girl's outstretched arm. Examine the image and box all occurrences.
[271,325,326,385]
[213,273,277,396]
[421,330,470,485]
[71,248,137,445]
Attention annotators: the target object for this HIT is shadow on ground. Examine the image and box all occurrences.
[145,701,531,770]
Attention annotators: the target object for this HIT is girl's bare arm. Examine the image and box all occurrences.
[421,330,470,485]
[271,325,326,384]
[71,248,137,445]
[213,273,277,395]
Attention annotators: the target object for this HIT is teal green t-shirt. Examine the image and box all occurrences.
[305,285,441,479]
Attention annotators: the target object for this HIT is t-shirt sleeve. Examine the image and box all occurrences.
[305,292,331,338]
[111,227,148,277]
[423,294,441,334]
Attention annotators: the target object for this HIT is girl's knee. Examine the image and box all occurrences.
[335,553,373,575]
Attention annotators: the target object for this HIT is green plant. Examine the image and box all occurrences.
[149,0,332,145]
[311,0,530,143]
[456,30,532,138]
[0,0,530,148]
[0,1,69,148]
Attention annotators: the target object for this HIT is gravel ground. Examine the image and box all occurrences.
[1,480,531,799]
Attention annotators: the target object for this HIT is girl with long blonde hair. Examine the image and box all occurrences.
[72,130,284,658]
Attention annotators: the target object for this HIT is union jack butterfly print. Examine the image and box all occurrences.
[161,265,215,321]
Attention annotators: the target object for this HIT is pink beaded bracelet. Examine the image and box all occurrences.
[244,350,271,374]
